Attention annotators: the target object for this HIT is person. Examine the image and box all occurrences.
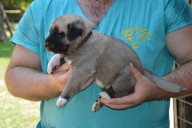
[4,0,192,128]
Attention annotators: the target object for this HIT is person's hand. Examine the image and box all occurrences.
[49,63,94,94]
[49,63,71,93]
[101,63,164,110]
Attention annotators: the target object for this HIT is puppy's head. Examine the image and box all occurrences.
[45,14,93,55]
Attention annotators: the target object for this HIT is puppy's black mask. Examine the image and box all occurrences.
[45,24,83,54]
[45,27,68,54]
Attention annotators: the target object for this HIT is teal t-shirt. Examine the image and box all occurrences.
[11,0,192,128]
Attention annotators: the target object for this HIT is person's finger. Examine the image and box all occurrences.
[101,93,139,106]
[104,103,132,110]
[100,95,140,109]
[54,64,71,73]
[102,97,128,105]
[130,63,142,81]
[80,76,95,90]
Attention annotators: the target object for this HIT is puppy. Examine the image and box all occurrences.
[45,14,185,112]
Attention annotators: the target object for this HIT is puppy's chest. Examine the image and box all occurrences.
[95,78,106,88]
[65,58,73,65]
[64,56,84,66]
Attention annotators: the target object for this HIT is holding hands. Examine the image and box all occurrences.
[101,64,168,110]
[50,63,179,110]
[50,63,95,95]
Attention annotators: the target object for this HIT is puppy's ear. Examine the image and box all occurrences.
[67,24,83,41]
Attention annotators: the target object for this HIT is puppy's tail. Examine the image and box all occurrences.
[144,69,186,93]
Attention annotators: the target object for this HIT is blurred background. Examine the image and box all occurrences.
[0,0,39,128]
[0,0,192,128]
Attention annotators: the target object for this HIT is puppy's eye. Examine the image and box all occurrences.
[53,31,58,36]
[67,24,71,29]
[59,32,65,38]
[59,32,65,36]
[53,27,59,35]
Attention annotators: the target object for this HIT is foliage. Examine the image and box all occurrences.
[1,0,32,4]
[0,42,40,128]
[1,0,33,11]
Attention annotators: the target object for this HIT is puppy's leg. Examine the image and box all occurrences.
[92,87,112,112]
[56,68,95,107]
[99,91,111,100]
[92,97,104,112]
[111,65,135,98]
[47,54,65,74]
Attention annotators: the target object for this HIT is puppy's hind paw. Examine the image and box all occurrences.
[92,99,103,112]
[56,97,68,107]
[99,92,111,100]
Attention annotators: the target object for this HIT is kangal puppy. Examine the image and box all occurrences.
[45,14,185,112]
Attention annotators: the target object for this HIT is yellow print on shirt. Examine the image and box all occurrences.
[122,28,151,48]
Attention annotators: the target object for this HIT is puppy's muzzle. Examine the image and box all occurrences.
[45,41,54,51]
[45,41,69,54]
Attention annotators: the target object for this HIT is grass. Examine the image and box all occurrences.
[0,43,14,79]
[0,42,40,128]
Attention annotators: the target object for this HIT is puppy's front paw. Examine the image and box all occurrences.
[56,97,68,107]
[47,54,64,74]
[47,62,58,75]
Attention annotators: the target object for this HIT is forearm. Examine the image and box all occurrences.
[158,61,192,99]
[5,66,60,101]
[168,61,192,89]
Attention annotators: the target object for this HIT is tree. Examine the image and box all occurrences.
[0,1,8,42]
[0,0,32,42]
[2,0,32,12]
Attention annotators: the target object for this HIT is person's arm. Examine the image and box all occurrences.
[101,25,192,109]
[166,25,192,92]
[4,45,70,101]
[5,45,94,101]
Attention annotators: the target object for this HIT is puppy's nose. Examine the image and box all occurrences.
[49,44,56,49]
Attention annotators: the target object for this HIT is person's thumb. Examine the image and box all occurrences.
[130,63,142,81]
[54,64,71,73]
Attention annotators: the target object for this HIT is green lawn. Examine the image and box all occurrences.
[0,43,40,128]
[0,43,14,79]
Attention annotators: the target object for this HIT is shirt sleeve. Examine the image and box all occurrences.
[165,0,192,34]
[10,1,42,55]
